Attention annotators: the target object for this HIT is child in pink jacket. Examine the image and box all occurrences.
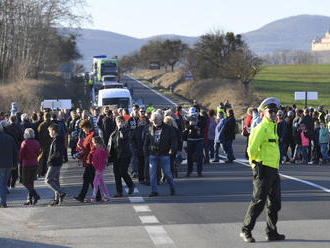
[86,136,110,202]
[300,124,310,164]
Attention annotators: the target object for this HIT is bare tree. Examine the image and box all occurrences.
[222,47,263,91]
[0,0,88,84]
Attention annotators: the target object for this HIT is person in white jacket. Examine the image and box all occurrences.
[213,112,225,162]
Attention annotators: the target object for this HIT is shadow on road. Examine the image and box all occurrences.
[257,239,330,243]
[0,238,69,248]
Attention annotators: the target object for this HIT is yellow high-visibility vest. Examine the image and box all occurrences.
[248,117,280,169]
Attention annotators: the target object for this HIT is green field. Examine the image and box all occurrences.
[253,64,330,109]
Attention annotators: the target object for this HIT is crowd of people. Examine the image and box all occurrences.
[0,101,237,207]
[2,99,329,208]
[243,104,330,165]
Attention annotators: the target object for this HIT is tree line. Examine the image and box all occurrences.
[0,0,86,84]
[262,50,330,65]
[119,30,262,89]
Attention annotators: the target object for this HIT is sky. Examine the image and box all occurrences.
[83,0,330,38]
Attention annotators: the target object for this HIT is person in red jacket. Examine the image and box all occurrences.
[85,136,110,203]
[19,128,41,205]
[243,107,254,159]
[74,120,101,202]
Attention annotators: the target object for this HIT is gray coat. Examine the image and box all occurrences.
[0,132,18,169]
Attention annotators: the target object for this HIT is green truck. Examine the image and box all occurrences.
[92,56,119,82]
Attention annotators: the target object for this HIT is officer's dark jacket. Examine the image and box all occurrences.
[143,123,177,156]
[107,127,131,161]
[48,134,65,167]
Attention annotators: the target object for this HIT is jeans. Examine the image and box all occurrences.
[320,143,329,161]
[293,144,302,161]
[214,142,224,160]
[149,155,175,193]
[144,156,150,184]
[129,144,138,173]
[0,168,12,205]
[45,166,64,200]
[204,139,214,163]
[301,146,309,163]
[279,142,286,162]
[137,155,145,182]
[223,139,235,161]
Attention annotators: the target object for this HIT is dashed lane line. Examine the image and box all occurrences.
[133,205,151,213]
[122,180,175,246]
[144,226,175,246]
[139,215,160,224]
[234,158,330,193]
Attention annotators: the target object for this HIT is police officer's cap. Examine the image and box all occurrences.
[258,97,280,112]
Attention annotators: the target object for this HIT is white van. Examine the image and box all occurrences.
[97,88,132,112]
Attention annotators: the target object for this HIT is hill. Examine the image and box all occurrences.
[243,15,330,54]
[75,29,197,69]
[75,15,330,69]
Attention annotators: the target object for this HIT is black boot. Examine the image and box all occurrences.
[33,190,40,205]
[24,193,33,206]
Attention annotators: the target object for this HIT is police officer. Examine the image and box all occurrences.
[88,77,93,90]
[240,97,285,243]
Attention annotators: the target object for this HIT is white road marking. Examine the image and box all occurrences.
[127,76,177,106]
[133,205,151,213]
[139,215,160,224]
[144,226,175,245]
[233,157,330,193]
[128,197,145,203]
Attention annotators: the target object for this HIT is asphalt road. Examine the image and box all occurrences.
[1,77,330,248]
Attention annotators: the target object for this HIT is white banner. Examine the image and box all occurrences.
[295,92,318,100]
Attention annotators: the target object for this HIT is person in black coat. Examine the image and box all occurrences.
[0,123,18,207]
[45,124,66,206]
[277,110,287,164]
[292,109,303,163]
[107,116,135,197]
[143,112,177,197]
[284,111,295,161]
[132,116,148,184]
[164,116,182,178]
[221,109,236,163]
[4,115,23,188]
[102,109,116,147]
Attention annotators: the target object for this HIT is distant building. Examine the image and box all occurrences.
[312,31,330,51]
